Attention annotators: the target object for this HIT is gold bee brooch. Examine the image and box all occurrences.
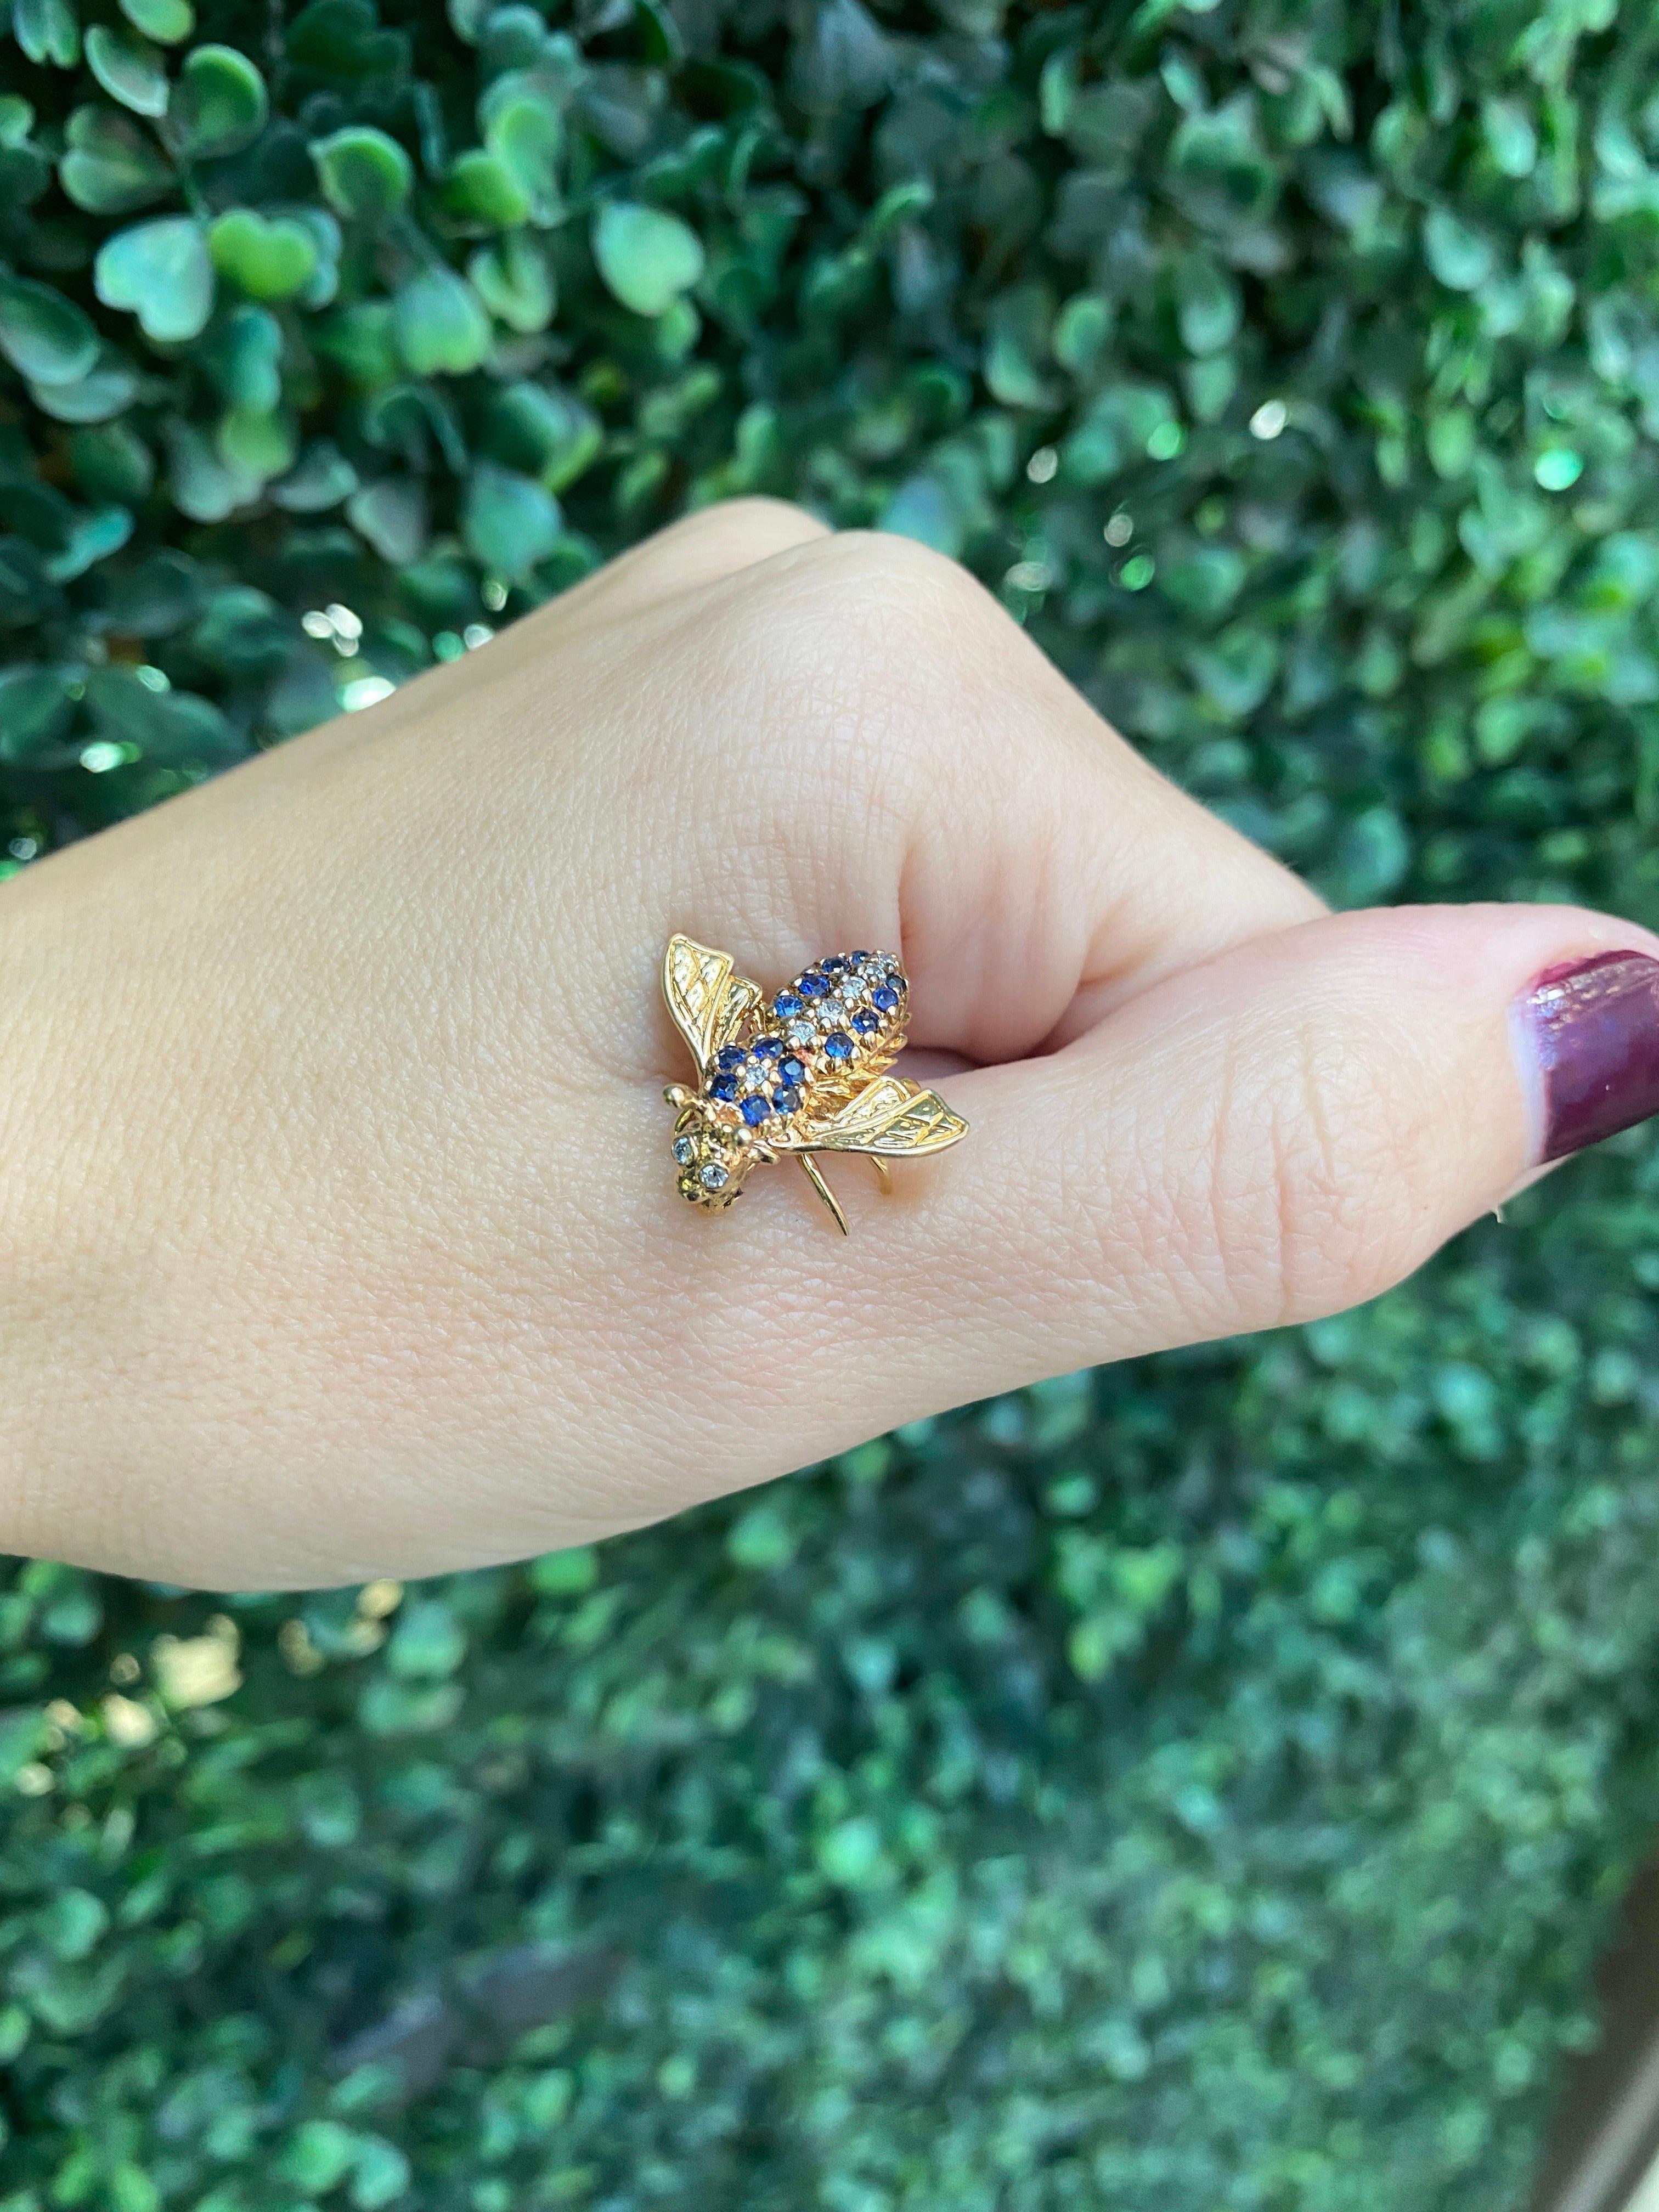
[662,934,968,1235]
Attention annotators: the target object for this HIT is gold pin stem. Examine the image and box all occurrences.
[797,1153,849,1235]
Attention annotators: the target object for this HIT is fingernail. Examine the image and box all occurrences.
[1515,951,1659,1163]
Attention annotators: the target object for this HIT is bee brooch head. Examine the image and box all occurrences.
[661,935,968,1235]
[667,1093,767,1212]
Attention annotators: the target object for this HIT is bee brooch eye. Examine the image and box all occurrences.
[661,935,968,1235]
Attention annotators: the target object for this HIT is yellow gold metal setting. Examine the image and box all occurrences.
[661,933,968,1235]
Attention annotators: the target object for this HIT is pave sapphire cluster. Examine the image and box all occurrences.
[668,951,916,1194]
[661,934,962,1234]
[676,949,910,1174]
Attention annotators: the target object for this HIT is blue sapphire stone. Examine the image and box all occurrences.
[893,972,908,993]
[779,1054,806,1086]
[822,954,848,972]
[823,1030,854,1062]
[709,1073,740,1102]
[773,990,803,1018]
[850,950,870,962]
[871,985,899,1013]
[852,1010,879,1035]
[715,1043,747,1071]
[752,1035,781,1059]
[740,1092,771,1127]
[798,971,830,998]
[772,1085,801,1115]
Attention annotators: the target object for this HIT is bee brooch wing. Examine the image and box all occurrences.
[662,934,764,1079]
[778,1074,969,1157]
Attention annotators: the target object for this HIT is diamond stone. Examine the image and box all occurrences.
[673,1134,696,1166]
[699,1161,729,1191]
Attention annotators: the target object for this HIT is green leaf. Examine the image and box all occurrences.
[442,146,531,229]
[83,663,239,760]
[0,96,49,212]
[349,2138,411,2211]
[462,462,560,576]
[118,0,192,40]
[272,438,357,512]
[162,415,253,520]
[208,207,318,300]
[469,233,554,332]
[69,420,154,503]
[1423,206,1496,292]
[0,98,33,147]
[1174,255,1241,356]
[816,1815,885,1888]
[484,380,599,489]
[290,205,342,309]
[529,1544,598,1594]
[85,22,170,116]
[592,201,705,318]
[386,1598,466,1678]
[1481,94,1537,178]
[168,42,268,160]
[315,300,399,387]
[217,404,297,484]
[726,1501,797,1571]
[109,2166,159,2212]
[280,2120,360,2193]
[47,503,134,581]
[60,103,174,212]
[12,0,80,67]
[293,1767,363,1847]
[29,350,139,422]
[102,547,200,631]
[392,264,492,375]
[789,0,889,115]
[202,301,282,411]
[39,1887,109,1961]
[478,69,563,226]
[0,670,75,764]
[879,475,961,556]
[346,477,426,562]
[311,125,413,222]
[286,0,406,79]
[0,275,99,386]
[94,216,214,343]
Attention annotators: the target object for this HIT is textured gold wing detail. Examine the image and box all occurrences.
[662,935,763,1078]
[778,1074,969,1155]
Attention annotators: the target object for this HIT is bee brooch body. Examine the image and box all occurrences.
[661,934,968,1234]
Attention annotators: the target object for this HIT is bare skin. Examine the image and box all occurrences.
[1,501,1651,1588]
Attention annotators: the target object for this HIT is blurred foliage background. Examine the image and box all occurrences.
[5,0,1659,2202]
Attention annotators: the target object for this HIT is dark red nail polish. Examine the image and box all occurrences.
[1521,951,1659,1162]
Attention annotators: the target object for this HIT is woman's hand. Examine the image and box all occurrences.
[6,500,1658,1588]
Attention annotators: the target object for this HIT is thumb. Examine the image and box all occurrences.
[765,907,1659,1432]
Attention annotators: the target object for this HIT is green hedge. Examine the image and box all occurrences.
[6,0,1659,2202]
